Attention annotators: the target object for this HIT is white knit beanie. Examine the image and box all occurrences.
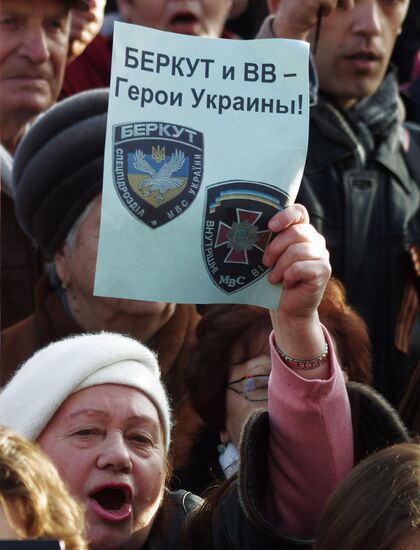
[0,332,171,450]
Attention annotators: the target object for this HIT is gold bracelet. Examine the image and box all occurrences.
[274,341,329,370]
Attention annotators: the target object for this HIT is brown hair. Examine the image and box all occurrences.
[0,427,87,548]
[318,277,372,385]
[314,441,420,550]
[185,304,271,433]
[186,278,372,432]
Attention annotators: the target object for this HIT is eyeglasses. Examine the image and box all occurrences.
[227,374,269,402]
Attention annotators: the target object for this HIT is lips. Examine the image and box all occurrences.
[348,51,380,62]
[168,11,201,34]
[3,66,52,81]
[88,483,133,523]
[343,50,381,72]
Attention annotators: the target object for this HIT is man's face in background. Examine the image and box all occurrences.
[117,0,233,38]
[0,0,70,148]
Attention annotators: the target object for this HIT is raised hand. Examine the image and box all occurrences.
[263,204,331,369]
[267,0,355,41]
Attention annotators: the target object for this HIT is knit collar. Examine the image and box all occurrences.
[348,69,399,141]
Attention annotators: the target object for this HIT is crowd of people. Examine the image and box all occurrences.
[0,0,419,548]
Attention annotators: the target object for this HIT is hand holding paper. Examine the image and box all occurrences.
[265,204,331,360]
[95,23,310,309]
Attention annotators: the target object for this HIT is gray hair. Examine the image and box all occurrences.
[64,197,99,251]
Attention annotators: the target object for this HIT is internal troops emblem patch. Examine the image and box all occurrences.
[113,122,204,228]
[202,181,290,294]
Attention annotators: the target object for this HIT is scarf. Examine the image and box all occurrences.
[347,70,400,155]
[319,69,400,157]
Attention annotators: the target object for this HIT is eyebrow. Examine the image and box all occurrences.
[69,410,159,425]
[69,409,109,419]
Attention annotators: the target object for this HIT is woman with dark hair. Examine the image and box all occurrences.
[182,278,376,491]
[314,441,420,550]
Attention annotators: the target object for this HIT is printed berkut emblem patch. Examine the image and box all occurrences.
[202,181,290,294]
[113,122,204,228]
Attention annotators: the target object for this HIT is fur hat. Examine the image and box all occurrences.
[13,89,109,260]
[0,332,172,451]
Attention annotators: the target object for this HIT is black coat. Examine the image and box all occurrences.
[297,86,420,406]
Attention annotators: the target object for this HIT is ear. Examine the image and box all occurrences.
[54,247,70,289]
[219,429,231,445]
[266,0,281,15]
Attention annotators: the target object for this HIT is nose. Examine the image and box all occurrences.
[351,0,381,38]
[19,25,50,64]
[96,432,133,474]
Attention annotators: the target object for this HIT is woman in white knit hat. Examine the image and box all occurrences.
[0,204,359,549]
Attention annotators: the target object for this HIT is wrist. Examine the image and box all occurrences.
[270,310,326,360]
[274,340,329,370]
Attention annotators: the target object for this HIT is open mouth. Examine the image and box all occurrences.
[169,11,200,33]
[349,52,379,61]
[89,486,132,522]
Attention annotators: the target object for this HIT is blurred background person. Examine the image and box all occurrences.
[68,0,107,62]
[0,0,89,333]
[0,426,87,548]
[61,0,250,98]
[314,441,420,550]
[1,0,109,334]
[263,0,420,407]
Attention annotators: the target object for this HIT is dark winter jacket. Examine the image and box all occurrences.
[176,382,409,550]
[258,17,420,407]
[298,90,420,406]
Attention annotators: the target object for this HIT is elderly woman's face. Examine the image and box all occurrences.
[54,195,175,329]
[37,384,166,550]
[118,0,233,38]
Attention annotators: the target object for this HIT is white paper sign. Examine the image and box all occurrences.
[94,21,309,309]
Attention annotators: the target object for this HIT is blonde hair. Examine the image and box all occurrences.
[0,427,87,548]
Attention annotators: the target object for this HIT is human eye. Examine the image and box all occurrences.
[128,432,154,447]
[244,375,268,392]
[72,427,101,438]
[45,16,67,34]
[0,15,19,30]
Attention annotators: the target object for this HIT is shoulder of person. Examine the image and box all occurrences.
[345,381,410,464]
[145,489,203,549]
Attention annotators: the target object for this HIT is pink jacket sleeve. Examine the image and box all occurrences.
[264,326,354,539]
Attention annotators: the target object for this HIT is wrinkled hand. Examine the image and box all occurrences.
[270,0,354,41]
[68,0,107,62]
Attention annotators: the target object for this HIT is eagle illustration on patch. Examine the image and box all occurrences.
[202,181,290,294]
[113,122,204,228]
